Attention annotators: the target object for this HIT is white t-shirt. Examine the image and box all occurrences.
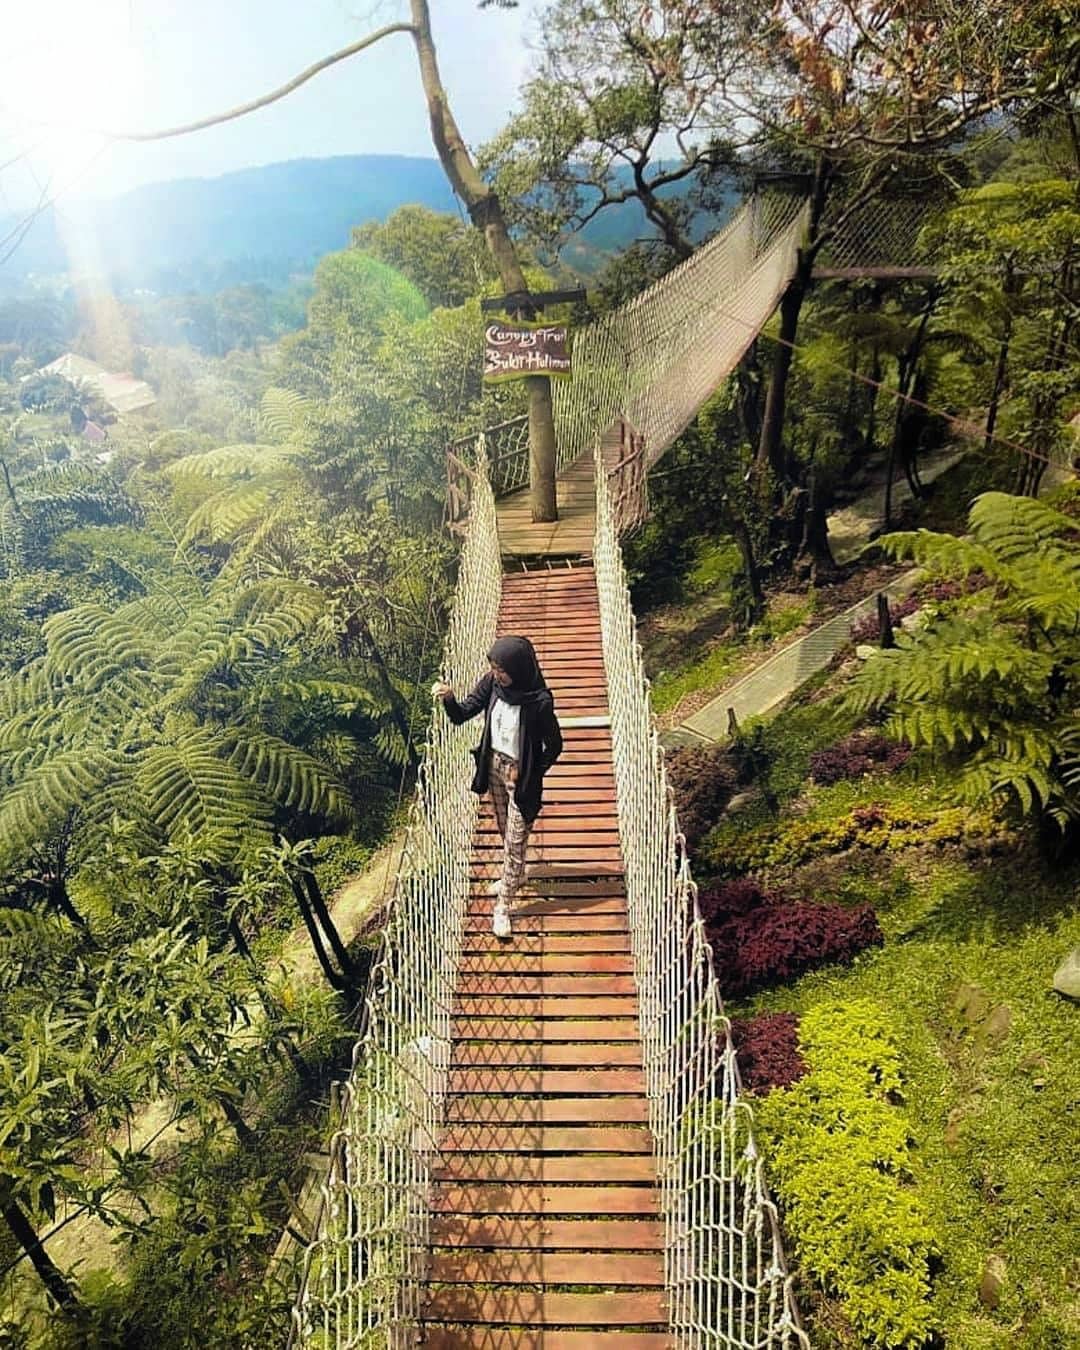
[490,697,521,760]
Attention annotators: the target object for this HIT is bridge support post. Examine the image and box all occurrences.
[527,376,558,522]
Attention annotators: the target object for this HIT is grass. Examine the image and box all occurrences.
[702,684,1080,1347]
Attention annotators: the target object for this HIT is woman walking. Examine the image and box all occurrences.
[432,636,563,938]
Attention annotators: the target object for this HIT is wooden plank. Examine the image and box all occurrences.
[454,975,638,997]
[444,1096,650,1124]
[431,1183,658,1217]
[461,933,630,954]
[432,1155,658,1188]
[422,1288,667,1326]
[423,1329,672,1350]
[452,1018,639,1043]
[437,1125,652,1154]
[453,997,640,1020]
[427,1248,664,1285]
[427,1216,663,1251]
[448,1068,645,1096]
[451,1041,642,1068]
[458,954,634,976]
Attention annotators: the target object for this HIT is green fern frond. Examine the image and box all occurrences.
[180,483,279,546]
[0,747,122,862]
[0,661,57,723]
[969,492,1075,560]
[222,729,350,821]
[165,443,291,480]
[259,386,311,441]
[136,734,272,842]
[42,605,156,689]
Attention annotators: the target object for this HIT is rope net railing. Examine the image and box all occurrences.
[555,193,809,472]
[290,442,502,1350]
[816,196,936,272]
[591,436,808,1349]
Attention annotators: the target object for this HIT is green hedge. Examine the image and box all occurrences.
[755,1000,937,1347]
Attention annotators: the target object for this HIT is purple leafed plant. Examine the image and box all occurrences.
[809,732,912,785]
[708,900,883,997]
[729,1012,806,1091]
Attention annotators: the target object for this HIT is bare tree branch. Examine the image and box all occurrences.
[11,25,416,144]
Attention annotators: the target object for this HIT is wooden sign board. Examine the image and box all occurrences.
[483,320,571,382]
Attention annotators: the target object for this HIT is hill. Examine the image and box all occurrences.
[0,154,735,298]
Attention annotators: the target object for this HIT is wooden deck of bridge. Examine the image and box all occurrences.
[495,427,623,559]
[420,562,670,1348]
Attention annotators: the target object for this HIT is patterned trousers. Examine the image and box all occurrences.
[489,751,531,899]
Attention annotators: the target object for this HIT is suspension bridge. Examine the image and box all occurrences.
[287,190,881,1348]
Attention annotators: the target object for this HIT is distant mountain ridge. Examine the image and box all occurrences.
[0,154,733,297]
[0,156,459,294]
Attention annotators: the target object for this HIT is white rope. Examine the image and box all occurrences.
[554,194,809,473]
[290,441,502,1349]
[592,438,809,1348]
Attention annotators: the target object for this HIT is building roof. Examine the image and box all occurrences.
[35,352,156,415]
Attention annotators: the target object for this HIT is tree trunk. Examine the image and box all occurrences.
[754,274,807,488]
[797,466,837,582]
[358,617,420,772]
[730,514,764,621]
[301,871,358,989]
[219,1095,256,1150]
[290,879,348,993]
[408,0,558,521]
[1,1194,81,1314]
[985,258,1018,461]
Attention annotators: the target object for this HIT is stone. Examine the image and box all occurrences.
[953,982,990,1026]
[855,644,877,661]
[978,1253,1007,1309]
[723,790,760,818]
[976,1004,1012,1051]
[943,1106,966,1152]
[899,610,926,632]
[1052,946,1080,999]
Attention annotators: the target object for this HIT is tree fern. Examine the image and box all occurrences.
[137,734,272,844]
[165,443,292,480]
[259,386,311,442]
[222,729,350,821]
[0,747,123,862]
[849,491,1080,821]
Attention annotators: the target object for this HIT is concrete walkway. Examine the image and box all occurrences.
[828,447,966,564]
[672,569,920,745]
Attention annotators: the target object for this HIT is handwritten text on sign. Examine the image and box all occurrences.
[483,321,572,382]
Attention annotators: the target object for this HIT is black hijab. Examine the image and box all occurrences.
[487,635,548,706]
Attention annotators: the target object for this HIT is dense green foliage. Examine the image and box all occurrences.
[850,492,1080,822]
[755,1002,937,1348]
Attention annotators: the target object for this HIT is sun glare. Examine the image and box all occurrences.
[1,2,145,195]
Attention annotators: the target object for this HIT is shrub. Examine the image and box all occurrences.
[709,900,883,996]
[697,875,776,927]
[809,732,913,785]
[666,744,737,848]
[849,595,919,644]
[754,1001,937,1347]
[707,799,1011,875]
[729,1012,806,1091]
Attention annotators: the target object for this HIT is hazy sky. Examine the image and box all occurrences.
[0,1,536,212]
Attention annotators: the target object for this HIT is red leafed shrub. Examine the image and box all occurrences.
[708,901,883,997]
[729,1012,806,1092]
[698,876,777,928]
[913,572,989,604]
[849,595,919,644]
[666,745,737,848]
[809,732,912,785]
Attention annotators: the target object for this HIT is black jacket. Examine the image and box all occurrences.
[442,672,563,824]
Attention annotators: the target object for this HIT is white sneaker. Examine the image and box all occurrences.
[492,900,512,939]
